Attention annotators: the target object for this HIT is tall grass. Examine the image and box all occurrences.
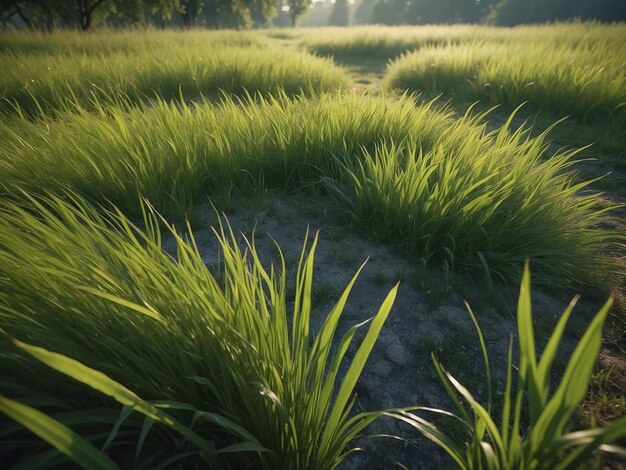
[385,32,626,121]
[0,29,265,55]
[391,264,626,468]
[0,193,398,468]
[0,93,621,286]
[304,22,626,62]
[303,25,495,61]
[0,30,348,114]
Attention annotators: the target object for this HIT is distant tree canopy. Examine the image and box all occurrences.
[0,0,279,29]
[487,0,626,25]
[328,0,349,26]
[0,0,625,28]
[362,0,625,25]
[0,0,183,30]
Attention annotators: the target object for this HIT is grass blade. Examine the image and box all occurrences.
[0,395,118,470]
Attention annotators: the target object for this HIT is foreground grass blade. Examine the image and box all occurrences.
[0,194,404,468]
[553,417,626,470]
[528,295,614,460]
[12,340,267,459]
[387,409,468,469]
[320,283,399,456]
[0,395,118,470]
[391,263,624,468]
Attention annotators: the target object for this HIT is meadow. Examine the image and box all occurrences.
[0,23,625,468]
[0,31,347,115]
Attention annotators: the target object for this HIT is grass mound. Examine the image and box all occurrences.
[0,193,397,468]
[0,30,348,114]
[0,29,265,55]
[304,23,625,63]
[385,30,626,122]
[304,25,491,61]
[1,93,621,286]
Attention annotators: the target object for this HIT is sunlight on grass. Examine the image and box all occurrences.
[0,193,397,468]
[384,25,626,121]
[1,93,621,287]
[0,29,348,114]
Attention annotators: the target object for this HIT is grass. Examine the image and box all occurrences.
[0,28,265,54]
[0,193,398,468]
[303,25,496,61]
[304,23,625,62]
[0,29,348,114]
[391,264,626,469]
[304,23,625,169]
[385,29,626,123]
[0,24,625,467]
[1,93,622,287]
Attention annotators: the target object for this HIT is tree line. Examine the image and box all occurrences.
[0,0,293,29]
[1,0,624,30]
[353,0,625,27]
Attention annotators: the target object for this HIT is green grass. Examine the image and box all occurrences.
[0,25,624,467]
[0,193,398,468]
[0,28,265,54]
[0,29,348,114]
[385,29,626,122]
[303,25,494,61]
[304,23,625,62]
[0,93,621,287]
[391,264,626,469]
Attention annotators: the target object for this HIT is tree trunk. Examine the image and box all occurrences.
[77,0,107,31]
[15,5,32,28]
[181,0,201,28]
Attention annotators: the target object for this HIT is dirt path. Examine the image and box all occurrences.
[161,191,610,468]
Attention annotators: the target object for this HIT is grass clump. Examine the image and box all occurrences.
[0,193,398,468]
[0,93,621,287]
[0,28,266,55]
[0,30,348,114]
[304,23,625,64]
[385,31,626,122]
[303,25,492,61]
[390,264,626,468]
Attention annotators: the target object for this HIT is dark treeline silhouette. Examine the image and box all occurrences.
[487,0,626,26]
[304,0,626,27]
[356,0,626,26]
[0,0,291,29]
[1,0,625,29]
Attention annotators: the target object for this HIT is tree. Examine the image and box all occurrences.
[298,1,330,27]
[352,0,376,24]
[250,0,277,27]
[0,0,32,27]
[410,0,452,23]
[328,0,349,25]
[371,0,406,25]
[487,0,539,25]
[76,0,107,30]
[0,0,181,30]
[405,0,484,24]
[488,0,626,25]
[0,0,76,29]
[287,0,309,26]
[179,0,202,27]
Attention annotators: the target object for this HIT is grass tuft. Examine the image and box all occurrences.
[0,193,397,468]
[385,29,626,122]
[0,29,348,115]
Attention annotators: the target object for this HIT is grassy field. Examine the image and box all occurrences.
[0,29,348,114]
[0,24,625,468]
